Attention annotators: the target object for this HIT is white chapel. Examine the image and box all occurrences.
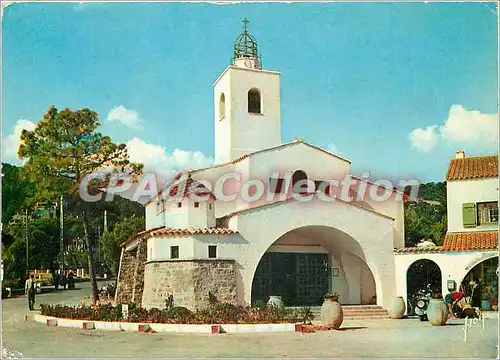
[115,20,411,312]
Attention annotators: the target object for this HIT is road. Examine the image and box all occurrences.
[2,281,498,358]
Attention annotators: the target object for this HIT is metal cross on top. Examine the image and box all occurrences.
[242,18,249,31]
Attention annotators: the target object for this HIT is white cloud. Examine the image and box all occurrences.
[439,105,498,149]
[126,137,214,175]
[408,125,439,152]
[408,105,498,153]
[107,105,143,130]
[2,119,36,164]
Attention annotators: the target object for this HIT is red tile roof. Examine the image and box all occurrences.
[120,226,163,246]
[394,246,444,254]
[120,227,238,247]
[150,227,238,236]
[443,231,498,251]
[446,155,498,181]
[166,175,216,201]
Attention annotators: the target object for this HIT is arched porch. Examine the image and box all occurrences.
[227,195,396,308]
[250,225,377,306]
[394,249,499,314]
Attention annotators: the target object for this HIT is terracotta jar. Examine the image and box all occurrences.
[267,296,284,309]
[388,296,406,319]
[321,298,343,329]
[427,299,448,326]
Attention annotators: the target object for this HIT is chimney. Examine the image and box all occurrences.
[455,150,466,159]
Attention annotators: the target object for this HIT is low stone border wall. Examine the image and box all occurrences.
[33,314,299,333]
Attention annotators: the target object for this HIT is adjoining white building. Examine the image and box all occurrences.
[115,21,498,314]
[395,152,498,312]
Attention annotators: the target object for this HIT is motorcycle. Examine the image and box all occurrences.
[411,284,432,321]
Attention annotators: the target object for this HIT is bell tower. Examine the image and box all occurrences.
[213,18,282,164]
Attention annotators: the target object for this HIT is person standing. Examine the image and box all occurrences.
[52,270,60,291]
[25,274,36,311]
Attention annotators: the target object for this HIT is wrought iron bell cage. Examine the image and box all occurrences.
[232,18,262,69]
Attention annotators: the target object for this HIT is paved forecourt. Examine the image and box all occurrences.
[2,282,498,358]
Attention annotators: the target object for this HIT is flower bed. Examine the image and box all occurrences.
[40,302,314,325]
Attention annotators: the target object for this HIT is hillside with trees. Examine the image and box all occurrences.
[404,181,447,247]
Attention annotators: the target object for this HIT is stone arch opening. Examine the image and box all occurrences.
[250,225,377,307]
[219,93,226,120]
[460,256,498,309]
[406,259,442,315]
[248,88,261,114]
[291,170,308,195]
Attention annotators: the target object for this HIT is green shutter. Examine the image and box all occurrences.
[462,203,476,228]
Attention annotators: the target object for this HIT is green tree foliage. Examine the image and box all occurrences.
[1,164,34,223]
[18,106,143,303]
[3,214,60,286]
[404,181,447,247]
[100,216,145,275]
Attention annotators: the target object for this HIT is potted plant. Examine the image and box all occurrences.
[320,292,343,329]
[427,292,448,326]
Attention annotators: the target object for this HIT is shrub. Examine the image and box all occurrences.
[324,292,340,301]
[39,300,309,324]
[430,292,443,300]
[167,306,195,323]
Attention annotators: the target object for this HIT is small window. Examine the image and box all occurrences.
[208,245,217,259]
[292,170,308,195]
[219,93,226,120]
[478,202,499,225]
[248,88,261,114]
[194,202,199,208]
[208,203,212,210]
[177,202,182,208]
[170,246,179,259]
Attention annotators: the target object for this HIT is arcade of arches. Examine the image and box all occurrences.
[398,251,499,315]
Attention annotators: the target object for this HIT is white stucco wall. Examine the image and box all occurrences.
[226,196,396,308]
[214,71,232,164]
[213,66,281,163]
[394,250,499,314]
[447,178,499,233]
[148,196,395,307]
[149,233,246,262]
[148,235,195,261]
[351,182,405,249]
[145,201,164,230]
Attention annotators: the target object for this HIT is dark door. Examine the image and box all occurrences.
[252,252,329,306]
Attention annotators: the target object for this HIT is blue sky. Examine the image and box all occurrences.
[2,2,498,183]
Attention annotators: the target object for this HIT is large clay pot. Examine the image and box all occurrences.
[321,299,343,329]
[388,296,406,319]
[427,299,448,326]
[267,296,284,309]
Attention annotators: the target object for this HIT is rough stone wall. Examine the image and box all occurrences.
[131,240,147,305]
[115,239,147,304]
[142,260,237,310]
